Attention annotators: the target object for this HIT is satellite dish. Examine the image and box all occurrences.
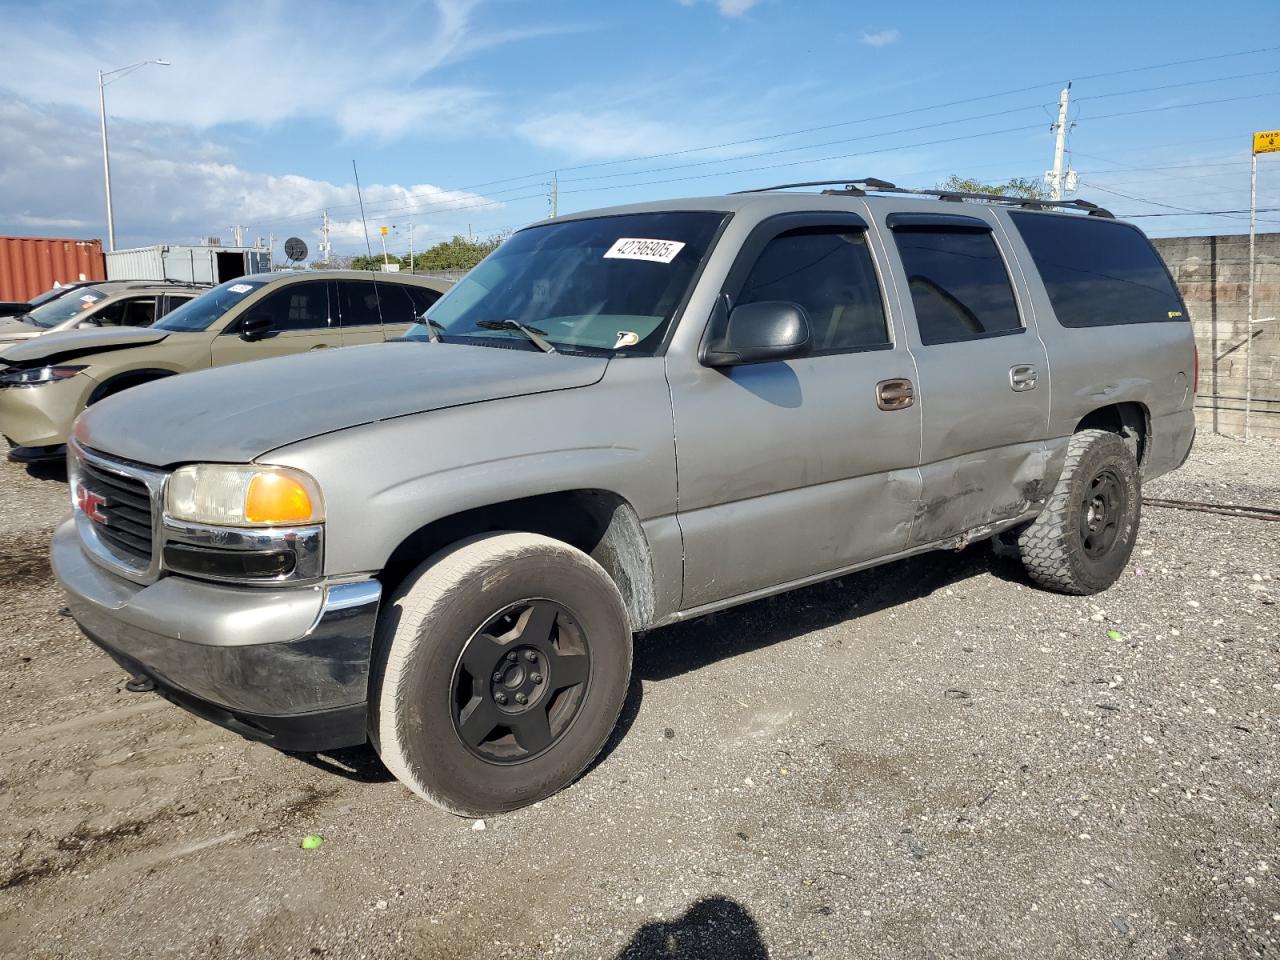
[284,237,308,263]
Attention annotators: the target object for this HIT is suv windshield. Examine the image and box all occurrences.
[153,278,269,332]
[426,211,726,354]
[28,286,109,328]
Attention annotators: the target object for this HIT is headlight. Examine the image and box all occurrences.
[165,464,324,527]
[0,364,85,387]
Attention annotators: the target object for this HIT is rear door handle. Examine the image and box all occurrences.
[1010,364,1038,391]
[876,378,915,411]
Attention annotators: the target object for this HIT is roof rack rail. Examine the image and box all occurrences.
[121,278,213,289]
[736,178,1115,219]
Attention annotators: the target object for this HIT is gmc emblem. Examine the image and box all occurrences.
[76,484,108,525]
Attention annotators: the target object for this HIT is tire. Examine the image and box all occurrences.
[369,532,632,816]
[1017,429,1142,595]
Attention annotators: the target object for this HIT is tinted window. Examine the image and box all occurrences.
[336,281,382,327]
[736,228,889,352]
[428,211,725,354]
[894,228,1022,345]
[256,282,331,332]
[159,294,195,318]
[1010,213,1186,327]
[406,285,442,317]
[371,284,419,325]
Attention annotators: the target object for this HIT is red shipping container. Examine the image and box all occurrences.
[0,236,107,302]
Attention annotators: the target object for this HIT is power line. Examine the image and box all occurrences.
[245,46,1280,231]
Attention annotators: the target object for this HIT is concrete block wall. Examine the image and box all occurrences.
[1152,232,1280,440]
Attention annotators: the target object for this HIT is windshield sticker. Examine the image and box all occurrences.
[603,238,686,264]
[80,294,98,302]
[613,331,640,349]
[228,283,254,294]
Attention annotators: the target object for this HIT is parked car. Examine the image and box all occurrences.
[0,280,206,345]
[0,280,104,318]
[0,270,450,461]
[52,182,1196,816]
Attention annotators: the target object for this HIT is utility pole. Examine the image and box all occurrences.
[1045,83,1076,202]
[550,172,559,218]
[408,222,414,274]
[320,210,332,265]
[230,224,246,247]
[97,58,170,251]
[1246,147,1258,440]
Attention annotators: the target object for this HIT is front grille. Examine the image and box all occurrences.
[79,458,155,565]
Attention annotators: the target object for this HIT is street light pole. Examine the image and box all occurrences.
[97,59,170,252]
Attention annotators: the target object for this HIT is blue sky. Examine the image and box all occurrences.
[1,0,1278,257]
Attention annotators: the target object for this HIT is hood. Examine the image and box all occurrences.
[0,317,39,343]
[77,342,610,465]
[0,326,168,366]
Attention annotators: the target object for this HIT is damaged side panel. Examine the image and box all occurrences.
[678,467,921,608]
[909,439,1058,546]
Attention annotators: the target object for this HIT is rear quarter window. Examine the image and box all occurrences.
[1009,213,1186,327]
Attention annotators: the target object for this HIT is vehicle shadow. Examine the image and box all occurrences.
[21,460,67,483]
[634,542,1026,683]
[614,895,768,959]
[286,541,1027,789]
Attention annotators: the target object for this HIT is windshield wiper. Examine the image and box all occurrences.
[422,318,447,343]
[473,319,557,354]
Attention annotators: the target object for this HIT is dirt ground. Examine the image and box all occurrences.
[1,433,1277,960]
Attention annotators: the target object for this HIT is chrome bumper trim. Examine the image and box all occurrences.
[53,519,382,717]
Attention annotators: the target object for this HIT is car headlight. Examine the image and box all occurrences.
[0,364,85,387]
[165,464,324,527]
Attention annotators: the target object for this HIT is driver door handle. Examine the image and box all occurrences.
[876,378,915,411]
[1010,364,1039,391]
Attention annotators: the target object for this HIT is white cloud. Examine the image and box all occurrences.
[676,0,764,18]
[858,28,901,47]
[0,0,573,141]
[0,97,505,253]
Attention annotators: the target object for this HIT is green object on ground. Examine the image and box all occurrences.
[300,835,323,850]
[1107,629,1125,641]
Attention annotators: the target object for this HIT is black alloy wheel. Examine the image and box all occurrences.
[451,599,591,763]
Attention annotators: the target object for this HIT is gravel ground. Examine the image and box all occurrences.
[0,432,1276,960]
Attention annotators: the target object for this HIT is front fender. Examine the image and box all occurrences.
[259,359,679,581]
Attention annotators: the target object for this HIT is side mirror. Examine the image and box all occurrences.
[240,313,272,341]
[700,299,812,367]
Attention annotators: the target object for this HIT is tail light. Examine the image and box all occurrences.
[1192,344,1199,394]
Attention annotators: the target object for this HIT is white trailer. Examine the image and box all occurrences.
[105,244,271,285]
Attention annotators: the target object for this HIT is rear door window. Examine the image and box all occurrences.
[893,228,1022,345]
[736,227,890,353]
[406,285,444,319]
[1009,213,1187,327]
[335,281,382,327]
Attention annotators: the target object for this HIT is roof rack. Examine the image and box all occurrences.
[735,178,1115,219]
[120,279,213,289]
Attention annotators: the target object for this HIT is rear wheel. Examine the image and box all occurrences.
[1017,429,1142,595]
[370,532,632,816]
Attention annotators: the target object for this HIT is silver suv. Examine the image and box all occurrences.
[52,181,1197,816]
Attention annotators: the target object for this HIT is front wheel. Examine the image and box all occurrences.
[370,532,632,816]
[1017,429,1142,595]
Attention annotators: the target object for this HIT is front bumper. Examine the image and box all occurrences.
[51,519,381,752]
[0,374,91,447]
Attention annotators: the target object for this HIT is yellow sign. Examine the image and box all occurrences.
[1254,130,1280,155]
[380,225,388,236]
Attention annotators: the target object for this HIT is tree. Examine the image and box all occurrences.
[937,175,1050,200]
[350,254,387,271]
[406,233,506,273]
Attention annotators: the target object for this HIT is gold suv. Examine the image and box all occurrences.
[0,270,450,461]
[0,280,208,345]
